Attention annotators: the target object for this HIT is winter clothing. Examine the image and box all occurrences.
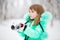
[17,11,52,40]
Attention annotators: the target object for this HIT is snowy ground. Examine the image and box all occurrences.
[0,19,60,40]
[46,19,60,40]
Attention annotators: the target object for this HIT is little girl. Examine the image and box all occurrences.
[17,4,52,40]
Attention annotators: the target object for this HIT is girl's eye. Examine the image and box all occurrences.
[29,10,34,13]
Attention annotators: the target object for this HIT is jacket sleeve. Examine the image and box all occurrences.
[17,12,30,37]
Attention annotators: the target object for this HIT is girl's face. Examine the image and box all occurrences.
[29,9,38,19]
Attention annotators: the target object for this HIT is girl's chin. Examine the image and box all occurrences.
[30,17,34,19]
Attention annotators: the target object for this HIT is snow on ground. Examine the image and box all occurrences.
[0,19,60,40]
[0,19,25,40]
[46,19,60,40]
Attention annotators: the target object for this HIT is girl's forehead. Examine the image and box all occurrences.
[29,9,36,12]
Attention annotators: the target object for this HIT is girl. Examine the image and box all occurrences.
[17,4,52,40]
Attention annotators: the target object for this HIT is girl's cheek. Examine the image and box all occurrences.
[30,13,34,17]
[30,16,35,19]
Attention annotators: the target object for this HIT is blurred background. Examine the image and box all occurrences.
[0,0,60,40]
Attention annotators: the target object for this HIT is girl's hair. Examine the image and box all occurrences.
[29,4,44,25]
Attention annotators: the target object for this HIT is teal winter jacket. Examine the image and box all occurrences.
[17,11,52,40]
